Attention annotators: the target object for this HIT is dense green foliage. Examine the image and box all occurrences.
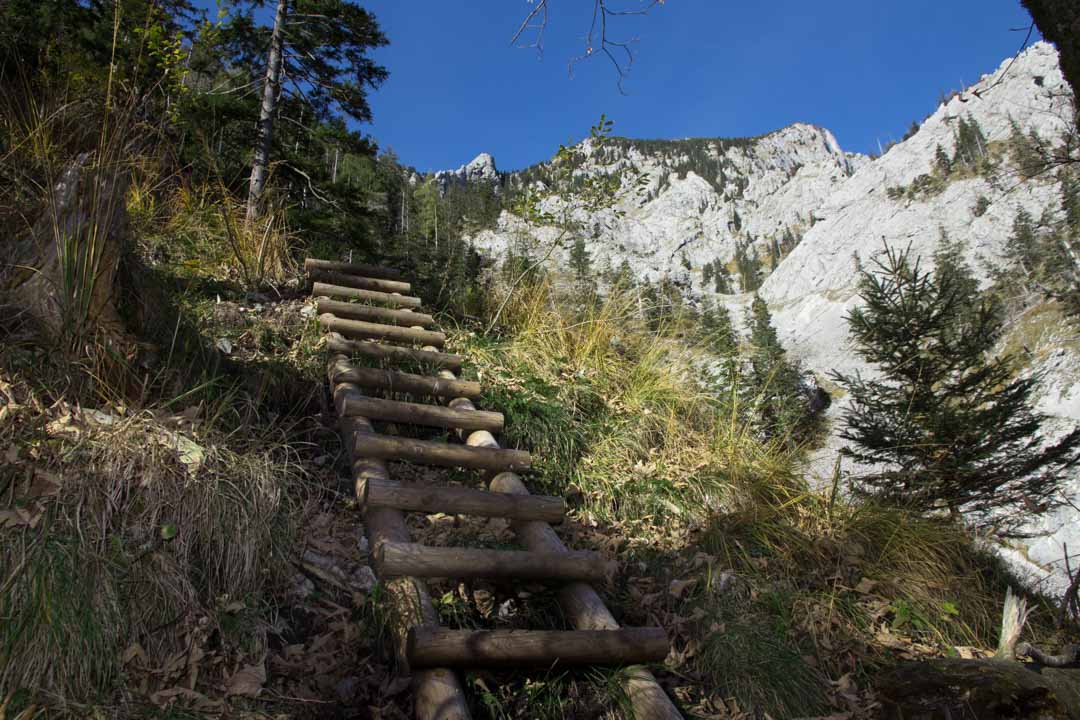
[833,242,1080,533]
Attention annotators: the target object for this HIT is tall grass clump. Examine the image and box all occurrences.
[0,381,305,703]
[459,274,1045,715]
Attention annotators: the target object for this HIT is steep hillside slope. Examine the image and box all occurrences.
[760,41,1078,592]
[458,41,1078,593]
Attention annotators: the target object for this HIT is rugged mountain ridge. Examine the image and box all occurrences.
[452,41,1079,593]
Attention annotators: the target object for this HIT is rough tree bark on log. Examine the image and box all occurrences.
[1,152,128,344]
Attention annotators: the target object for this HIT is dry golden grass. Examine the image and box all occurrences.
[0,373,305,703]
[457,276,1045,716]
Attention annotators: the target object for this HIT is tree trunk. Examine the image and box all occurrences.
[246,0,288,224]
[1,153,128,343]
[1023,1,1080,103]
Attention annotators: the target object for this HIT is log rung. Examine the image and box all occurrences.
[350,431,531,472]
[304,257,406,281]
[312,282,423,309]
[363,480,565,522]
[341,394,503,432]
[331,359,482,400]
[320,314,446,348]
[308,266,411,294]
[407,627,669,669]
[326,334,464,371]
[317,298,437,328]
[375,540,611,581]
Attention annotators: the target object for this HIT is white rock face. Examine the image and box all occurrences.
[465,42,1080,594]
[757,42,1079,594]
[434,152,500,194]
[472,123,863,290]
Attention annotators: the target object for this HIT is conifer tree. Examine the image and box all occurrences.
[700,297,737,355]
[746,295,818,442]
[569,236,591,281]
[833,243,1080,533]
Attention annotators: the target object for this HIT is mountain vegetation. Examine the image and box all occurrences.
[833,241,1080,533]
[3,2,1080,718]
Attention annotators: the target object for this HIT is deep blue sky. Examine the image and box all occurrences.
[361,1,1038,172]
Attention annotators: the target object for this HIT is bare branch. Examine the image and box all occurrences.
[512,0,662,89]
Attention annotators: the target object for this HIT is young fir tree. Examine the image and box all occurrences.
[832,243,1080,534]
[746,295,815,442]
[569,236,591,280]
[700,297,737,355]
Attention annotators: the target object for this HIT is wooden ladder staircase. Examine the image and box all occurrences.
[307,258,683,720]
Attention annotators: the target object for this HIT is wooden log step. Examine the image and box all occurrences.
[331,362,481,400]
[351,432,531,472]
[341,394,503,432]
[407,627,669,669]
[375,541,611,582]
[304,257,406,281]
[326,334,464,371]
[309,267,411,294]
[320,314,446,348]
[364,480,565,522]
[312,282,422,309]
[317,298,437,328]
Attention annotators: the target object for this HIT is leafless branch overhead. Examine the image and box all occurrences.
[511,1,664,92]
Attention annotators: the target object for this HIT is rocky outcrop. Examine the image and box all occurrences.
[434,152,500,195]
[462,41,1080,593]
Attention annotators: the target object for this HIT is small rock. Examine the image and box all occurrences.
[286,572,315,601]
[350,565,377,593]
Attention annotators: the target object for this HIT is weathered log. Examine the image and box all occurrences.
[330,354,479,399]
[333,377,472,719]
[350,431,531,472]
[308,267,411,294]
[876,657,1080,720]
[330,362,481,400]
[312,282,422,308]
[406,628,669,669]
[487,471,683,720]
[320,314,446,348]
[340,394,503,432]
[304,257,406,281]
[375,541,612,582]
[326,333,464,370]
[317,297,437,328]
[363,480,565,522]
[448,399,682,718]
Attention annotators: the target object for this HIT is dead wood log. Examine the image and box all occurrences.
[876,657,1080,720]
